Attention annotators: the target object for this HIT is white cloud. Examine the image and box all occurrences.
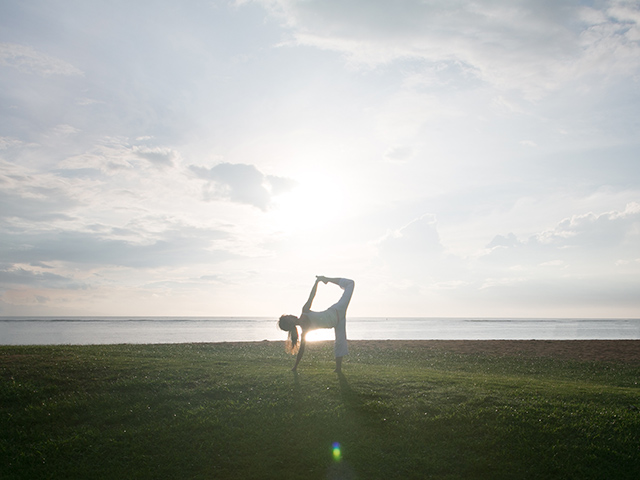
[76,97,105,106]
[375,214,452,281]
[0,43,83,77]
[251,0,640,99]
[134,146,179,169]
[539,260,566,268]
[378,214,442,253]
[189,162,296,211]
[0,160,81,223]
[58,138,135,174]
[534,202,640,248]
[0,265,86,290]
[49,124,80,137]
[0,136,25,150]
[58,138,184,175]
[367,202,640,316]
[486,233,521,250]
[384,145,413,163]
[479,203,640,278]
[1,227,233,269]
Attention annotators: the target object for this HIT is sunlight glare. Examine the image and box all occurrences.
[305,329,335,342]
[272,171,346,233]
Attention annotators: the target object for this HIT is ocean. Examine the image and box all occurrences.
[1,316,639,345]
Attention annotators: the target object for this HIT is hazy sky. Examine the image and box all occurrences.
[1,0,640,318]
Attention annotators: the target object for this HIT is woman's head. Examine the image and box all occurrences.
[278,314,300,354]
[278,314,297,331]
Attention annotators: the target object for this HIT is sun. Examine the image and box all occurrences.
[271,170,347,233]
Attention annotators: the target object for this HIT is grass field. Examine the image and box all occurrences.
[2,341,639,479]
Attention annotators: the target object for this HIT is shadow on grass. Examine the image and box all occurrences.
[337,372,361,410]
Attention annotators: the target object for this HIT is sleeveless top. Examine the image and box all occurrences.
[305,308,339,329]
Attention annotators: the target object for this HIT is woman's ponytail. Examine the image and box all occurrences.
[285,326,300,355]
[278,315,300,355]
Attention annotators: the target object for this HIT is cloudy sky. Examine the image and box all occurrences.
[1,0,639,318]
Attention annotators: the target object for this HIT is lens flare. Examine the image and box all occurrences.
[332,442,342,461]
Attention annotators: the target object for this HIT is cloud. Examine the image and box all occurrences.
[375,214,450,280]
[133,146,178,168]
[368,203,640,315]
[0,266,86,290]
[0,226,233,269]
[483,203,640,270]
[384,145,413,163]
[379,214,443,254]
[533,202,640,249]
[56,137,185,175]
[189,162,296,210]
[486,233,522,250]
[251,0,640,99]
[0,188,76,224]
[464,273,640,314]
[0,160,80,223]
[48,124,80,138]
[0,42,83,77]
[0,136,27,150]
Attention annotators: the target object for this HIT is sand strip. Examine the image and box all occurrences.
[349,340,640,363]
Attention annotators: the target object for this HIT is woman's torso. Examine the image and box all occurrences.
[301,308,338,331]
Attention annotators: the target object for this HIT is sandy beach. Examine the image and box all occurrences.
[350,340,640,363]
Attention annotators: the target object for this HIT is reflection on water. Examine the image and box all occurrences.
[0,316,639,345]
[305,329,334,342]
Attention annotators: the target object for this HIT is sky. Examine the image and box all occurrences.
[1,0,640,319]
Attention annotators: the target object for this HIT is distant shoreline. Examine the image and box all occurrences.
[3,317,638,345]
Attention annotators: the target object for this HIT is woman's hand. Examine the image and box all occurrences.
[316,275,328,284]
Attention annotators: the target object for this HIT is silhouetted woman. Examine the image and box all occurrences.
[278,276,355,373]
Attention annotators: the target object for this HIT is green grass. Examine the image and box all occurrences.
[1,341,639,479]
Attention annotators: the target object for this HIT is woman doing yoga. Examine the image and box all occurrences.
[278,276,355,373]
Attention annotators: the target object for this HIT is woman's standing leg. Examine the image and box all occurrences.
[331,278,354,372]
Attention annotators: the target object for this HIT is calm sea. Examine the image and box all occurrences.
[1,317,639,345]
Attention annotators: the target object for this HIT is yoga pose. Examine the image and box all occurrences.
[278,276,355,373]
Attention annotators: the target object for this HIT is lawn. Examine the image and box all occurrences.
[1,341,639,479]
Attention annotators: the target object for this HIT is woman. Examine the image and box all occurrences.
[278,275,355,373]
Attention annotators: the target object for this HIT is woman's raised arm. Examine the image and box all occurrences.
[301,277,321,312]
